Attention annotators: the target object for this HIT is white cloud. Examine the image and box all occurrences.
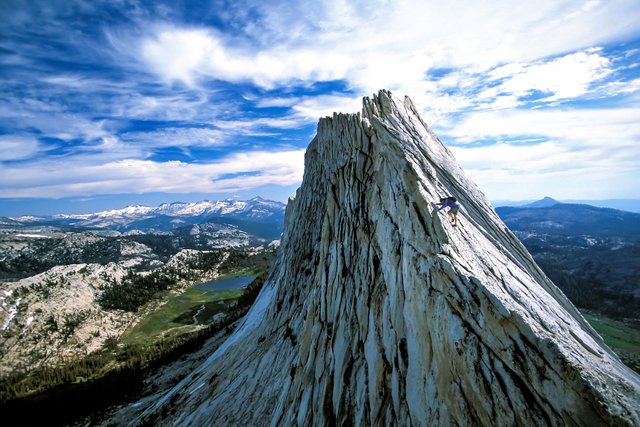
[0,149,306,198]
[253,96,301,108]
[139,27,349,89]
[598,77,640,96]
[141,29,216,87]
[291,95,363,121]
[134,0,640,94]
[252,94,363,123]
[445,107,640,145]
[446,107,640,199]
[40,74,129,91]
[111,92,216,122]
[493,50,612,100]
[121,127,227,148]
[0,96,109,142]
[215,116,309,132]
[0,136,44,161]
[3,0,640,203]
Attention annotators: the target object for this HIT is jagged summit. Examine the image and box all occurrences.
[136,90,640,426]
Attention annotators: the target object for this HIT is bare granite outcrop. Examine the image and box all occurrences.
[137,90,640,426]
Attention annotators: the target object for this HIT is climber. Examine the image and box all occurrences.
[436,196,460,226]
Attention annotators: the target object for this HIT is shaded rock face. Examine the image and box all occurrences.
[139,91,640,426]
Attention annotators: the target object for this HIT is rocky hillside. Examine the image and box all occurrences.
[0,247,243,376]
[130,91,640,426]
[0,262,131,376]
[0,221,277,281]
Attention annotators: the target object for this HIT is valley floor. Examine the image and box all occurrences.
[581,310,640,373]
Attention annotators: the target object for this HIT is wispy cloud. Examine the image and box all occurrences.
[121,127,227,148]
[445,107,640,145]
[138,26,350,89]
[1,0,639,204]
[0,136,45,161]
[133,1,640,93]
[483,50,612,102]
[447,107,640,199]
[0,95,110,142]
[0,149,306,198]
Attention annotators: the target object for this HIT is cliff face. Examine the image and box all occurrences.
[139,90,640,426]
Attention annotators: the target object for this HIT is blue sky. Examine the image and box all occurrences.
[1,0,639,215]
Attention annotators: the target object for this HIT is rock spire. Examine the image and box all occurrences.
[138,90,640,426]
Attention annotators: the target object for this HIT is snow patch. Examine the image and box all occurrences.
[2,297,21,330]
[14,216,44,222]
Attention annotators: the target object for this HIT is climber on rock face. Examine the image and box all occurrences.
[437,196,460,226]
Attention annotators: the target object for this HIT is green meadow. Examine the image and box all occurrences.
[582,311,640,373]
[122,285,244,345]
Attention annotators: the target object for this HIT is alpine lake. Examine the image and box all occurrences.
[122,274,256,345]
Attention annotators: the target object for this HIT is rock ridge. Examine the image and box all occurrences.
[136,90,640,426]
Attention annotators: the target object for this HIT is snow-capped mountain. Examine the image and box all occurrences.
[8,197,286,232]
[0,198,285,280]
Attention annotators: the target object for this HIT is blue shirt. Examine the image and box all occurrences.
[438,199,458,211]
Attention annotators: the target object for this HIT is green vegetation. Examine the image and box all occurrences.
[60,311,89,342]
[123,287,243,344]
[97,251,226,312]
[0,274,267,403]
[0,316,237,409]
[582,311,640,373]
[235,273,267,309]
[539,259,639,320]
[0,249,273,407]
[219,249,275,275]
[126,233,178,259]
[0,246,273,424]
[97,269,181,312]
[96,249,274,312]
[0,237,124,280]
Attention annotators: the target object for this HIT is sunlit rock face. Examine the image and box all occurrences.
[139,90,640,426]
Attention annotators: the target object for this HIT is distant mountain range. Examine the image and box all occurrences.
[0,197,287,280]
[3,197,286,233]
[492,197,640,213]
[496,197,640,238]
[496,198,640,320]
